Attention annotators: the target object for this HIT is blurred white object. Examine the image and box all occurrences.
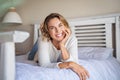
[2,7,22,24]
[0,31,29,80]
[0,31,29,43]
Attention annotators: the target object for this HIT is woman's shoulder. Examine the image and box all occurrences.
[65,33,77,46]
[38,37,51,45]
[69,33,77,41]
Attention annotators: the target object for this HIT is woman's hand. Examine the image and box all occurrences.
[59,28,71,60]
[59,62,90,80]
[59,28,71,46]
[70,62,89,80]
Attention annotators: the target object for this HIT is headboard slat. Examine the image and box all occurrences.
[78,44,106,47]
[75,25,105,29]
[76,33,105,36]
[78,40,106,43]
[77,36,105,39]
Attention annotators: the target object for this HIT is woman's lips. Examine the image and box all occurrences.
[56,33,62,37]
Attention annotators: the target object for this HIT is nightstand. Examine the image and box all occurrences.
[0,31,29,80]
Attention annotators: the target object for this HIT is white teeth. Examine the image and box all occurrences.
[57,34,62,37]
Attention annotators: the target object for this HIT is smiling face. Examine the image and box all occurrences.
[41,13,71,41]
[48,18,66,42]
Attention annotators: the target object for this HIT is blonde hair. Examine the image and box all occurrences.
[40,13,71,41]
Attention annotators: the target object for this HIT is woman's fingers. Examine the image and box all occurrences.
[74,68,87,80]
[84,69,90,78]
[69,62,90,80]
[80,66,90,79]
[79,73,83,80]
[82,73,86,80]
[60,29,70,45]
[77,67,89,80]
[78,72,86,80]
[63,29,70,41]
[80,72,86,80]
[65,28,71,36]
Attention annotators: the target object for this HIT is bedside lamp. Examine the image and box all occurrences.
[2,7,22,24]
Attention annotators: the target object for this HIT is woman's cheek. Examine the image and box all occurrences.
[62,30,65,34]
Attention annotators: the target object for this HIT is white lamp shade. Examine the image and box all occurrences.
[2,7,22,24]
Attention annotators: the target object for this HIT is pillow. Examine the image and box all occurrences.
[28,40,38,60]
[78,47,113,60]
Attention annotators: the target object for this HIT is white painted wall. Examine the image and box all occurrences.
[16,0,120,24]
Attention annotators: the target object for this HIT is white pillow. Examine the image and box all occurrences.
[78,47,113,60]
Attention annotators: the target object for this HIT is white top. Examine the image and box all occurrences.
[38,34,78,68]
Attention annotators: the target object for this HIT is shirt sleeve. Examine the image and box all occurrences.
[38,37,60,68]
[61,35,79,64]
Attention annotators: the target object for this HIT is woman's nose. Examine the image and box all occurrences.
[56,28,61,33]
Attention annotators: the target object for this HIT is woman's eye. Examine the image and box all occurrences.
[59,24,63,27]
[49,27,54,30]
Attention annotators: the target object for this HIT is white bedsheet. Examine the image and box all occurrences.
[16,57,120,80]
[16,54,38,66]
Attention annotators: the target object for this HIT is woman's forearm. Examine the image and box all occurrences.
[58,61,90,80]
[58,61,73,69]
[60,44,70,60]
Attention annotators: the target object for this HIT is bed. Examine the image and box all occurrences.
[1,14,120,80]
[15,14,120,80]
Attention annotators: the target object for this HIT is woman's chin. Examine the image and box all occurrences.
[55,38,63,42]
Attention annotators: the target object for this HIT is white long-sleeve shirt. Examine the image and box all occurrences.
[38,34,78,68]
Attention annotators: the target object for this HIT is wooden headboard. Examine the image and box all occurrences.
[68,17,114,48]
[34,14,120,61]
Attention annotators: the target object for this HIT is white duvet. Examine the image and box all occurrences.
[16,57,120,80]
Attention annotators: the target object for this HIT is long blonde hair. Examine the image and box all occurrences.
[40,13,71,41]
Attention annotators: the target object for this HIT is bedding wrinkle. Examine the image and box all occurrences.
[16,57,120,80]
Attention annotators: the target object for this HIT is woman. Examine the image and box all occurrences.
[38,13,89,80]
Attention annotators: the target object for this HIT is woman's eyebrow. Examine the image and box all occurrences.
[49,26,53,27]
[58,22,63,25]
[48,26,54,29]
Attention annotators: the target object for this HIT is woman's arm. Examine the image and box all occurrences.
[59,29,89,80]
[58,61,89,80]
[60,36,78,63]
[59,28,71,61]
[59,37,89,80]
[59,28,78,63]
[60,44,70,60]
[38,37,59,68]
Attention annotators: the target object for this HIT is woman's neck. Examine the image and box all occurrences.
[52,40,60,50]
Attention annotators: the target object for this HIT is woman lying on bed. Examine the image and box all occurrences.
[38,13,89,80]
